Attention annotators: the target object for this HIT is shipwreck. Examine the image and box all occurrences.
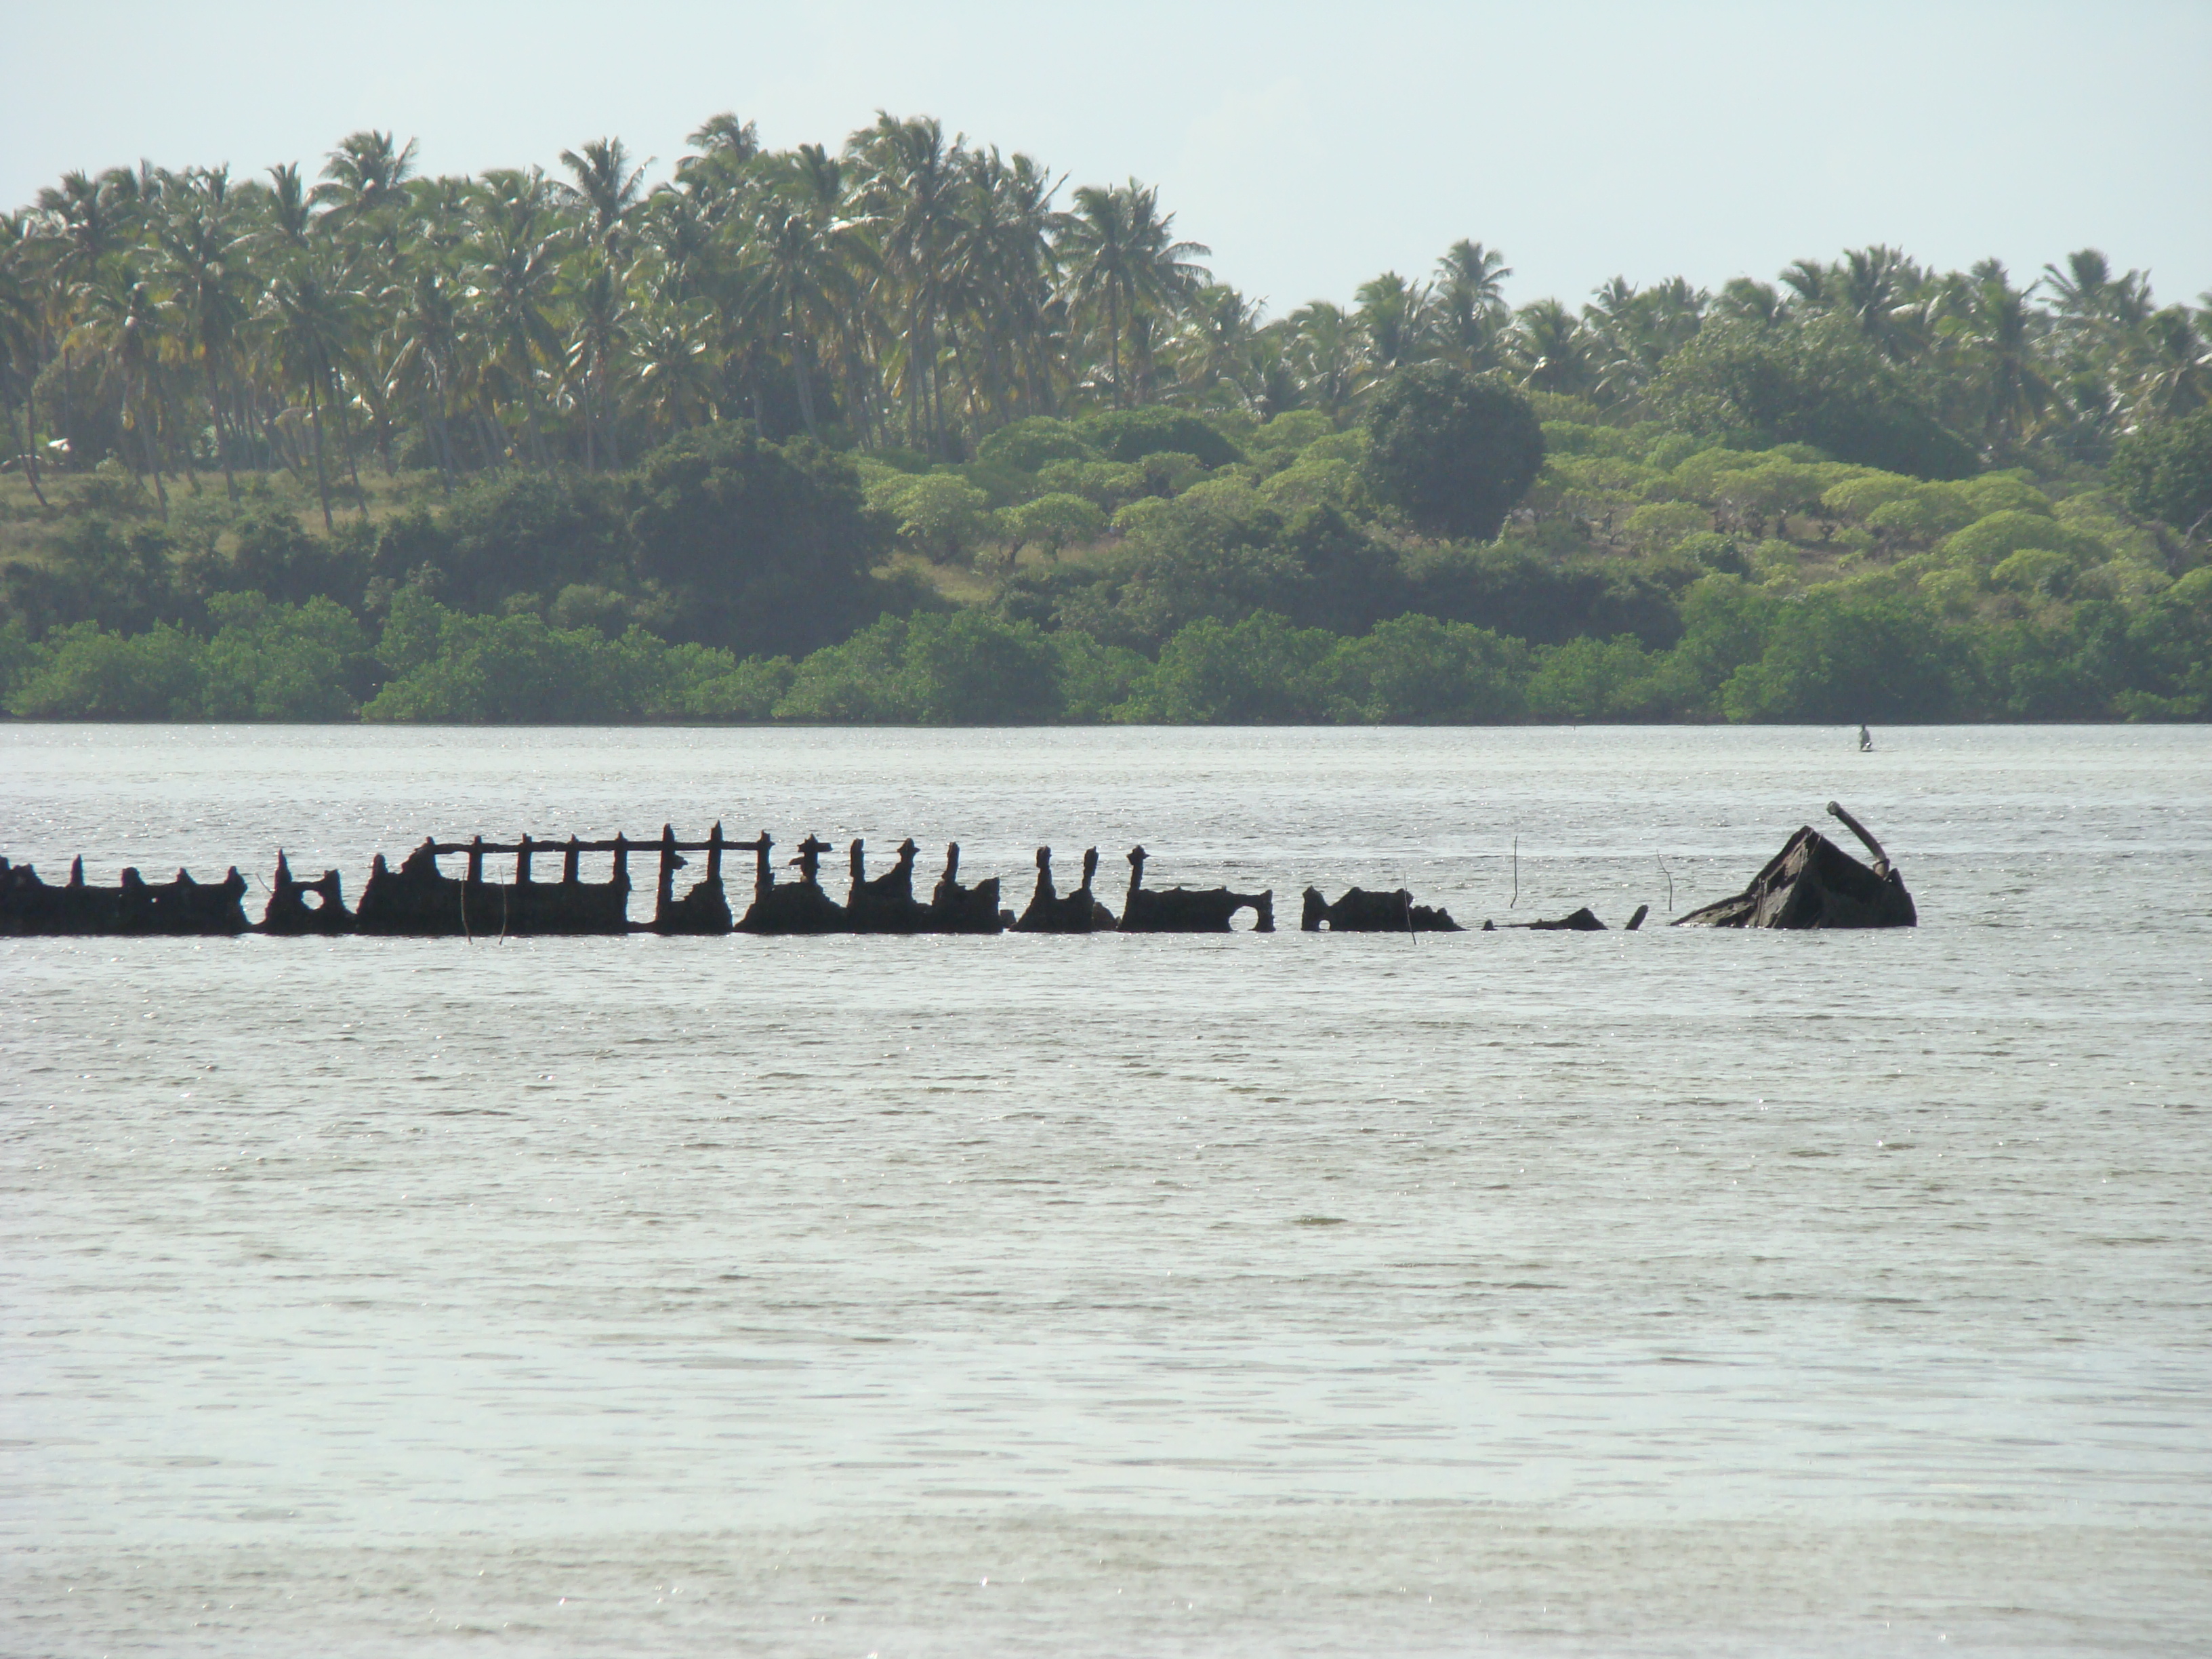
[1673,802,1917,929]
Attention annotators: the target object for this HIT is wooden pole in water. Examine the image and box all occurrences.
[516,834,534,885]
[657,824,680,914]
[562,836,581,884]
[706,823,724,885]
[467,834,485,886]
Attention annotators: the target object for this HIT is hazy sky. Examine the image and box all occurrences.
[8,1,2209,316]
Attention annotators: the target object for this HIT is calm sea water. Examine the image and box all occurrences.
[3,724,2208,1658]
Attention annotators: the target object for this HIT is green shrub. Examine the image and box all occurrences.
[1650,318,1978,479]
[1117,612,1332,722]
[1077,408,1244,469]
[1363,363,1545,539]
[1319,613,1530,722]
[1721,593,1962,720]
[5,621,205,718]
[1940,510,2107,571]
[977,417,1097,472]
[1622,501,1708,553]
[1002,493,1109,560]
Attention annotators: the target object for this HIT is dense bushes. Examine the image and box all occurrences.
[1650,321,1979,480]
[5,365,2208,729]
[8,573,2205,724]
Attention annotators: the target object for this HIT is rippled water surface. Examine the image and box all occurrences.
[4,724,2209,1656]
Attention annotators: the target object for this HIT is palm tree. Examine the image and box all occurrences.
[1118,183,1208,403]
[1943,262,2049,447]
[1583,275,1703,407]
[1281,301,1366,419]
[634,298,721,432]
[1063,179,1208,409]
[1778,258,1831,312]
[1509,298,1594,396]
[558,137,649,258]
[386,258,463,483]
[314,131,419,253]
[0,212,52,505]
[562,251,634,466]
[675,112,761,214]
[745,187,863,440]
[2040,249,2150,333]
[937,146,1061,428]
[157,170,252,498]
[1355,271,1435,375]
[261,255,361,528]
[1715,276,1784,325]
[263,163,314,252]
[2126,307,2211,420]
[1172,283,1263,407]
[464,169,571,467]
[1833,245,1927,361]
[848,112,966,449]
[72,255,173,514]
[1435,239,1511,369]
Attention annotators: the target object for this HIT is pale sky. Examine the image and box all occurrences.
[7,0,2209,316]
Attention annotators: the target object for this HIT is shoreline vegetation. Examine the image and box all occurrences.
[3,117,2207,724]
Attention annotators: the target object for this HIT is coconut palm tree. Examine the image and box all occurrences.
[1942,262,2049,447]
[262,163,314,253]
[1778,258,1831,312]
[1833,245,1927,361]
[156,170,252,498]
[1435,239,1510,369]
[675,112,761,216]
[314,131,419,253]
[558,137,649,258]
[2126,307,2211,420]
[0,212,52,504]
[634,298,721,432]
[1172,283,1264,407]
[848,112,966,449]
[1715,276,1784,325]
[385,257,464,482]
[1280,301,1367,419]
[73,255,174,513]
[262,256,361,528]
[1509,298,1594,397]
[1355,270,1435,375]
[1063,179,1208,409]
[464,169,572,467]
[1583,275,1704,407]
[561,251,635,466]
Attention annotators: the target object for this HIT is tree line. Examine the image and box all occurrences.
[4,116,2207,507]
[2,112,2209,724]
